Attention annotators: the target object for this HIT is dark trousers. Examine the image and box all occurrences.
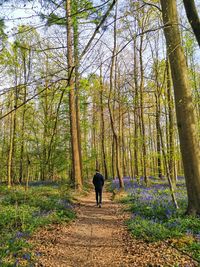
[95,187,102,204]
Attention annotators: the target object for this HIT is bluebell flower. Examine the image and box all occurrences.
[186,229,193,235]
[14,259,19,267]
[35,251,42,257]
[195,233,200,242]
[23,253,31,261]
[15,231,25,239]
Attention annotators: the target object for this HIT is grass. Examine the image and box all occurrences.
[0,182,76,266]
[112,176,200,263]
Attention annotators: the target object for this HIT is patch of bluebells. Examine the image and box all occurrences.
[32,210,53,217]
[22,252,31,261]
[115,176,200,255]
[113,176,187,211]
[57,199,74,210]
[196,233,200,242]
[0,184,75,265]
[31,198,73,218]
[27,181,59,188]
[114,177,191,222]
[15,231,30,239]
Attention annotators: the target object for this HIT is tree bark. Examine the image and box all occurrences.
[108,0,124,189]
[139,35,148,184]
[160,0,200,215]
[133,37,139,179]
[73,0,83,182]
[66,0,82,190]
[128,110,134,178]
[100,65,108,180]
[166,59,176,187]
[19,56,27,183]
[183,0,200,47]
[8,91,17,187]
[155,92,162,178]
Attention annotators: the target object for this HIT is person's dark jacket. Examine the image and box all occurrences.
[93,172,104,190]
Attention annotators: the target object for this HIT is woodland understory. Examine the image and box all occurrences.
[0,0,200,264]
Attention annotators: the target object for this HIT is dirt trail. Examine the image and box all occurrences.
[33,191,198,267]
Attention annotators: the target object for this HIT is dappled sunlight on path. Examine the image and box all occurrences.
[32,192,198,267]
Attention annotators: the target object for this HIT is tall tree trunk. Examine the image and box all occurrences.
[133,38,139,179]
[122,112,128,177]
[139,36,148,184]
[19,55,27,183]
[25,156,30,191]
[148,114,155,177]
[111,136,116,179]
[100,65,108,180]
[93,102,99,170]
[66,0,82,190]
[183,0,200,47]
[158,115,179,209]
[108,0,124,188]
[153,58,163,179]
[117,68,124,178]
[19,96,26,182]
[8,108,14,187]
[42,83,48,180]
[155,93,162,178]
[160,0,200,215]
[128,110,134,178]
[166,59,176,187]
[73,1,83,182]
[8,91,17,187]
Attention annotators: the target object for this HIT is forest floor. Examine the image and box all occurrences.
[32,191,198,267]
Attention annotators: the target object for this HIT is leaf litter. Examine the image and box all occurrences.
[31,192,198,267]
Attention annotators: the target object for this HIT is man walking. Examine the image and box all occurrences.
[93,169,104,208]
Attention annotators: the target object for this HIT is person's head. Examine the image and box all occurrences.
[96,169,100,173]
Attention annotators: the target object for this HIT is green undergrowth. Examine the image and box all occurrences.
[0,182,76,266]
[111,177,200,263]
[122,194,200,263]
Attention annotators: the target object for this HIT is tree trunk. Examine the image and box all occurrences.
[66,0,82,190]
[73,1,83,182]
[19,55,27,183]
[25,157,30,191]
[100,65,108,180]
[133,37,139,179]
[19,98,26,183]
[155,93,162,178]
[166,59,176,187]
[160,0,200,215]
[111,137,116,179]
[139,36,148,184]
[8,91,16,187]
[122,113,128,177]
[128,110,134,178]
[8,109,14,187]
[108,0,124,189]
[183,0,200,47]
[158,114,179,209]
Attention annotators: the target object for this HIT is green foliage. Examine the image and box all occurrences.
[126,216,182,242]
[116,178,200,262]
[41,0,99,28]
[184,242,200,262]
[0,18,7,40]
[0,183,75,265]
[124,194,200,261]
[46,13,66,26]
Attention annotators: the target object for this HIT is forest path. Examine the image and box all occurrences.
[33,191,198,267]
